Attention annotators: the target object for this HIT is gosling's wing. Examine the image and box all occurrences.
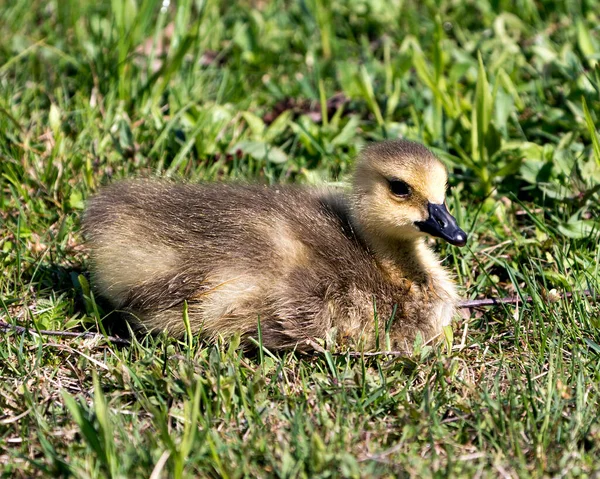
[82,180,212,309]
[82,180,292,310]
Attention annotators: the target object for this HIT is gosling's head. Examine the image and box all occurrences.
[352,140,467,247]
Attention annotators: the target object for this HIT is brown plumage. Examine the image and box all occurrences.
[82,140,467,353]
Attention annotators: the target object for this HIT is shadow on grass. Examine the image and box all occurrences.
[9,261,135,343]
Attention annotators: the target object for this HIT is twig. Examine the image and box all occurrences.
[1,290,594,352]
[341,350,408,358]
[459,296,528,308]
[458,289,594,309]
[0,321,131,345]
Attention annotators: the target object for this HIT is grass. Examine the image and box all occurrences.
[1,0,600,476]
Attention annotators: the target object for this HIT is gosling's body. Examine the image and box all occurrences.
[83,140,465,352]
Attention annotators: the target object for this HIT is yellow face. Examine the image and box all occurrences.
[352,140,466,246]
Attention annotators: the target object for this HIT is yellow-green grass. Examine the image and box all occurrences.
[1,0,600,476]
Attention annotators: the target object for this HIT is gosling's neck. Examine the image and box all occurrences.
[347,194,449,289]
[355,228,459,305]
[364,234,432,285]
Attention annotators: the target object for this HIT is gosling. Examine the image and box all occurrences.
[83,140,467,353]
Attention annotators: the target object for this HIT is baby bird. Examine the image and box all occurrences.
[83,140,467,353]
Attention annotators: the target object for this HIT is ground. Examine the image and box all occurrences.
[1,0,600,477]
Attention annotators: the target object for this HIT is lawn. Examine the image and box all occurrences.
[1,0,600,477]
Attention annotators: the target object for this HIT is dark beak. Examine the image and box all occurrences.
[415,203,467,247]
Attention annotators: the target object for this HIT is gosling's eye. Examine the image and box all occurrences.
[389,179,411,197]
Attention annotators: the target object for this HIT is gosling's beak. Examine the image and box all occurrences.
[415,203,467,247]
